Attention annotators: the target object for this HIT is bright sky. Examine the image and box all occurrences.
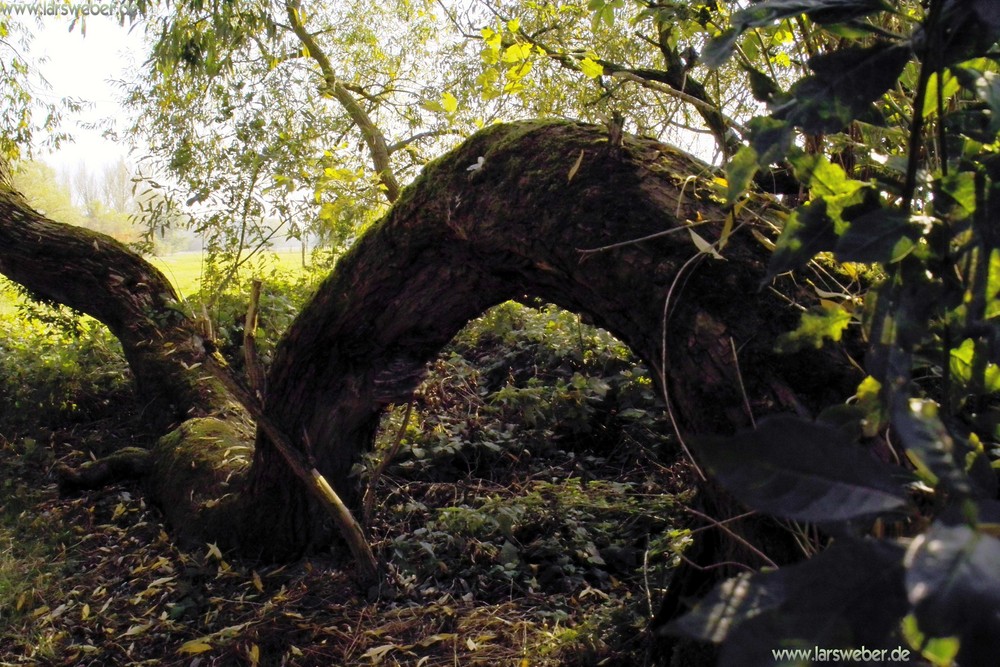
[28,12,144,172]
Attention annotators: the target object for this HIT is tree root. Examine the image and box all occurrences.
[56,446,153,495]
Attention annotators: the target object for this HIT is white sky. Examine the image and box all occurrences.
[27,13,144,173]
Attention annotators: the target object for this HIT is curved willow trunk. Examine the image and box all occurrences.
[246,120,857,558]
[1,124,858,659]
[0,165,251,544]
[0,173,233,428]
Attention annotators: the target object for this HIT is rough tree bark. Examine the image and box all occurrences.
[1,121,859,659]
[240,120,857,557]
[0,164,253,541]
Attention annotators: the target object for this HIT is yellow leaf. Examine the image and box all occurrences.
[502,43,532,63]
[689,229,724,260]
[81,604,90,621]
[506,61,532,81]
[178,640,213,655]
[440,92,458,114]
[362,644,398,661]
[205,542,223,561]
[578,57,604,79]
[507,18,520,32]
[248,643,260,666]
[251,571,264,592]
[567,150,585,183]
[123,622,152,637]
[720,210,734,250]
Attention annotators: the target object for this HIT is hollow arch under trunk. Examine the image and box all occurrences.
[1,122,860,661]
[236,120,858,559]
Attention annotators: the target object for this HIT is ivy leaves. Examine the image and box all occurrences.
[696,416,909,523]
[668,0,1000,662]
[703,0,892,69]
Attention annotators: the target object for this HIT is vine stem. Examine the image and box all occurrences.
[902,0,946,210]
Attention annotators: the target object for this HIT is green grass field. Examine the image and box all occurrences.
[0,250,302,317]
[0,249,308,316]
[148,249,307,297]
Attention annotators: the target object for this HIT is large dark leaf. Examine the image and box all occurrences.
[891,398,972,496]
[703,0,891,68]
[772,43,911,134]
[667,540,908,667]
[953,67,1000,136]
[696,415,909,523]
[906,521,1000,666]
[765,198,837,280]
[834,207,919,263]
[914,0,1000,70]
[749,116,793,167]
[664,572,777,644]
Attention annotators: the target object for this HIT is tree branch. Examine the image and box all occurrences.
[284,0,401,203]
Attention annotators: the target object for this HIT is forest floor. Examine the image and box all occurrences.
[0,304,695,666]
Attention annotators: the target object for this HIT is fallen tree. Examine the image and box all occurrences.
[1,120,858,656]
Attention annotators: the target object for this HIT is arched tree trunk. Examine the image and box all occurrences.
[0,163,253,539]
[242,120,858,558]
[1,122,860,660]
[0,174,236,430]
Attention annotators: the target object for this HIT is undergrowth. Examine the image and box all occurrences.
[0,293,690,665]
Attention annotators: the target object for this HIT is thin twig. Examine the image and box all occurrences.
[576,219,716,256]
[730,337,756,428]
[362,399,415,526]
[679,554,759,574]
[686,510,758,535]
[659,252,708,481]
[683,505,778,568]
[609,71,751,138]
[205,356,381,586]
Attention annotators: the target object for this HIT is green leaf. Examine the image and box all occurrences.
[696,415,909,523]
[775,301,853,353]
[921,69,961,119]
[905,522,1000,666]
[987,249,1000,319]
[835,208,918,263]
[578,57,604,79]
[741,63,782,104]
[748,117,793,167]
[668,540,907,657]
[724,145,759,206]
[789,153,864,199]
[702,28,739,69]
[773,43,910,134]
[892,399,971,495]
[420,99,444,113]
[935,171,977,221]
[949,339,1000,417]
[766,198,837,280]
[502,43,532,63]
[953,67,1000,135]
[702,0,891,68]
[440,92,458,114]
